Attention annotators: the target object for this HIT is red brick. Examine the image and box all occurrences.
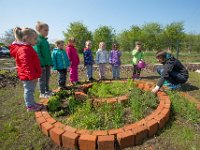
[43,113,52,119]
[108,128,124,135]
[123,123,137,131]
[41,122,54,136]
[62,131,79,150]
[106,98,117,104]
[117,130,135,149]
[50,127,65,146]
[35,111,42,118]
[92,130,108,136]
[79,134,97,150]
[98,135,115,150]
[53,122,65,129]
[154,113,166,129]
[76,129,91,135]
[46,118,57,124]
[64,125,77,133]
[161,108,170,122]
[146,119,158,137]
[133,125,148,145]
[36,116,46,128]
[144,113,155,122]
[117,95,128,103]
[137,83,144,89]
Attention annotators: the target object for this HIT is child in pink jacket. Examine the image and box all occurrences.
[66,38,80,85]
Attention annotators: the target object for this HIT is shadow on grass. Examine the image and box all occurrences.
[180,83,199,92]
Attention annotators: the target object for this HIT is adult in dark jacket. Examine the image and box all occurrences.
[152,50,189,93]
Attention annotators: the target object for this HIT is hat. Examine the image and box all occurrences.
[135,41,142,45]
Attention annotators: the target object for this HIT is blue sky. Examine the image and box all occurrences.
[1,0,200,42]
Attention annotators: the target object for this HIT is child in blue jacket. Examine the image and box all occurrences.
[52,40,70,89]
[83,40,94,81]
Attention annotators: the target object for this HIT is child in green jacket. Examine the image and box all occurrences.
[132,41,144,79]
[33,21,53,98]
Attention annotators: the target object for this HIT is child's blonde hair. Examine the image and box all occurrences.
[99,42,105,49]
[68,37,76,43]
[85,40,92,46]
[55,40,64,47]
[35,21,49,32]
[13,27,37,42]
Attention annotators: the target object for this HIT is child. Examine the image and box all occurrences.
[83,40,94,81]
[96,42,109,80]
[132,41,144,79]
[152,50,189,93]
[33,21,53,98]
[109,43,121,79]
[52,40,70,90]
[10,27,42,112]
[66,37,80,85]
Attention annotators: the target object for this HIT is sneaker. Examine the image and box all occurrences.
[168,83,181,90]
[26,105,42,112]
[45,90,54,96]
[39,93,50,99]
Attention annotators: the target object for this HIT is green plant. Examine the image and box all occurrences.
[47,96,61,112]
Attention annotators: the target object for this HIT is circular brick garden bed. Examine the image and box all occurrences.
[35,80,171,150]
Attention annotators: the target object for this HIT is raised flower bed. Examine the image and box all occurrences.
[35,80,171,150]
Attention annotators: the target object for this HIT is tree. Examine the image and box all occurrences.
[63,22,92,53]
[0,29,15,46]
[117,30,132,51]
[141,23,162,51]
[162,22,185,51]
[93,26,115,50]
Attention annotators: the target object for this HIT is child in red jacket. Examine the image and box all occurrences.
[66,38,80,85]
[10,27,42,112]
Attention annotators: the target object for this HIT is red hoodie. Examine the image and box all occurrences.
[9,43,42,80]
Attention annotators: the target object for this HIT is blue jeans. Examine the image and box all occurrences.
[22,80,37,107]
[57,69,67,87]
[112,65,120,78]
[157,67,187,85]
[39,66,51,94]
[86,64,93,79]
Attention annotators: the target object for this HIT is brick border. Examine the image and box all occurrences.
[35,80,171,150]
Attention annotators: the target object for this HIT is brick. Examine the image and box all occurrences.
[53,122,65,129]
[117,95,128,103]
[161,108,170,122]
[98,135,115,150]
[154,113,166,129]
[41,122,54,136]
[146,119,158,137]
[76,129,91,135]
[43,112,52,119]
[62,131,79,150]
[137,83,144,89]
[64,125,77,133]
[133,125,148,145]
[50,127,65,146]
[106,98,117,104]
[117,130,135,149]
[35,111,42,118]
[108,128,124,135]
[46,118,57,124]
[92,130,108,136]
[123,123,137,131]
[79,134,97,150]
[36,116,46,128]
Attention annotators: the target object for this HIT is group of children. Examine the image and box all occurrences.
[9,21,189,112]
